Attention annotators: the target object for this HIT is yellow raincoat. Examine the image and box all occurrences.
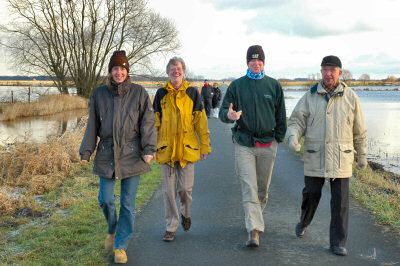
[153,80,211,167]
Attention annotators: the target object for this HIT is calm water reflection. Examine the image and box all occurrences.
[0,108,87,144]
[284,89,400,174]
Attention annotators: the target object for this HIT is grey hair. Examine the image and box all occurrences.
[166,56,186,74]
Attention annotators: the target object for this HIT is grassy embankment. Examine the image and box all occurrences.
[0,115,162,264]
[291,138,400,234]
[0,94,88,121]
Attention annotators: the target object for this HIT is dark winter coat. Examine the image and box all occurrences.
[79,79,157,180]
[212,86,222,108]
[201,84,213,102]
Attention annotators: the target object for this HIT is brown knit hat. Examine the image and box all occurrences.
[108,50,129,73]
[246,45,265,64]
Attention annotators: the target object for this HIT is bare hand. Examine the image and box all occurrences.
[81,159,89,163]
[288,136,301,152]
[227,103,242,121]
[143,155,154,163]
[356,156,367,170]
[200,154,208,160]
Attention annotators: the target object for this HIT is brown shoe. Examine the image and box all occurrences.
[246,230,260,247]
[181,214,191,231]
[114,249,127,264]
[105,233,115,252]
[163,231,175,242]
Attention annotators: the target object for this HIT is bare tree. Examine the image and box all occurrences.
[386,75,396,82]
[359,73,370,84]
[1,0,180,97]
[340,69,353,82]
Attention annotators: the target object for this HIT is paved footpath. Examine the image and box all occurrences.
[119,119,400,266]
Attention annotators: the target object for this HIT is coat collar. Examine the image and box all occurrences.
[310,80,346,96]
[165,80,190,92]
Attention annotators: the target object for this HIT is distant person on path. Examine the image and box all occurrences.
[286,55,367,256]
[201,79,213,118]
[79,50,157,264]
[211,82,222,118]
[153,57,211,242]
[219,45,287,247]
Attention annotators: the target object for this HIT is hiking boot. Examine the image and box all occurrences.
[181,214,191,231]
[163,231,175,242]
[295,223,307,238]
[330,246,348,256]
[105,233,115,252]
[246,230,260,247]
[114,249,128,264]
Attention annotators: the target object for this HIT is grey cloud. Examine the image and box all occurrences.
[202,0,292,10]
[353,53,400,66]
[246,14,376,37]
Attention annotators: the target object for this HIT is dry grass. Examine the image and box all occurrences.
[0,116,88,216]
[0,80,75,87]
[0,94,88,121]
[351,163,400,230]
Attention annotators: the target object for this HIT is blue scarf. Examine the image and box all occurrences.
[246,68,265,79]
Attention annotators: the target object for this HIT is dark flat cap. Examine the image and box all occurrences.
[321,55,342,68]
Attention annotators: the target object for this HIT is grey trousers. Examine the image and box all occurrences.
[161,162,194,232]
[234,141,278,233]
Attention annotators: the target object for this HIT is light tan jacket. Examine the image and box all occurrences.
[286,81,367,178]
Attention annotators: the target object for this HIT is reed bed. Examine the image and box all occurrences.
[0,116,87,216]
[0,94,88,121]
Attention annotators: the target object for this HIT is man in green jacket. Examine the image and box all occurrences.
[219,45,287,248]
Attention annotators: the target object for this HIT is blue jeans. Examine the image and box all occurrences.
[98,175,140,251]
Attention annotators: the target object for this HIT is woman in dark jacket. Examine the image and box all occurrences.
[211,82,222,118]
[80,50,156,264]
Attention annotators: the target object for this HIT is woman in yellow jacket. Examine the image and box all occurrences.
[153,57,211,241]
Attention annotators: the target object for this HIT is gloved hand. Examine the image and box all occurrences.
[288,136,301,152]
[356,156,368,170]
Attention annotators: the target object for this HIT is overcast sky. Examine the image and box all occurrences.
[1,0,399,80]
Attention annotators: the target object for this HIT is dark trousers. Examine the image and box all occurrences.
[299,176,349,247]
[203,97,212,117]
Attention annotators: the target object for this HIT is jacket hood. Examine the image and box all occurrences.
[106,75,132,96]
[166,80,190,92]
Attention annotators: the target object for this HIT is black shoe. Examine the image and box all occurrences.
[330,246,348,256]
[295,223,306,238]
[246,230,260,247]
[181,214,191,231]
[163,231,175,242]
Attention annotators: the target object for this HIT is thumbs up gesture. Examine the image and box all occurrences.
[227,103,242,121]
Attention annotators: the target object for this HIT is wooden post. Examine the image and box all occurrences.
[11,90,13,103]
[28,87,31,103]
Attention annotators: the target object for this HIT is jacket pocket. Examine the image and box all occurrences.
[183,144,200,163]
[303,142,322,173]
[338,143,354,172]
[156,143,171,164]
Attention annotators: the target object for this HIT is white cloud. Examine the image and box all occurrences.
[0,0,399,80]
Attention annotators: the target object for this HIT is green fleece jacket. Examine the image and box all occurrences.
[219,74,287,147]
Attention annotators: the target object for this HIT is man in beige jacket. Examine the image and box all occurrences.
[286,55,367,256]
